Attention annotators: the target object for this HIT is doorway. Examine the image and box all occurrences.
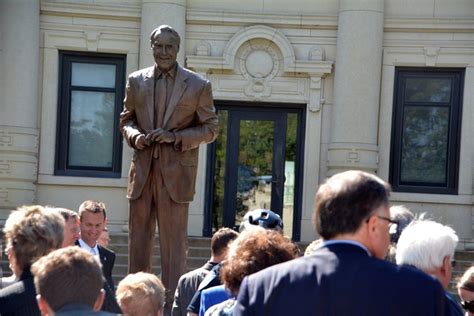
[204,102,305,240]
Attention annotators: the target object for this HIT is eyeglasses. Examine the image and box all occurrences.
[451,259,457,268]
[376,215,399,226]
[461,300,474,313]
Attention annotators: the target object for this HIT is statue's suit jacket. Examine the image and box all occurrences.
[120,64,218,202]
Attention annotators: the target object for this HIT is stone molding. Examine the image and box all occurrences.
[186,8,473,31]
[187,25,332,111]
[0,126,39,208]
[327,143,379,176]
[384,46,474,67]
[40,1,141,20]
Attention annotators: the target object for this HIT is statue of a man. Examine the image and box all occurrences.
[120,25,218,309]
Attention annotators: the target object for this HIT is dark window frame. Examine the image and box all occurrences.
[389,68,464,194]
[203,101,306,241]
[55,51,125,178]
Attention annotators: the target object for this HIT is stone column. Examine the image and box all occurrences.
[327,0,384,176]
[0,0,40,213]
[139,0,186,68]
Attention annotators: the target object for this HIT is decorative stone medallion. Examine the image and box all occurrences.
[239,44,280,81]
[239,43,280,99]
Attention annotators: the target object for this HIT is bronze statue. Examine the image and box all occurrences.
[120,25,218,310]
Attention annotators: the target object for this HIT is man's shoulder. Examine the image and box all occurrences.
[245,247,440,289]
[128,66,154,79]
[177,266,209,289]
[0,280,26,299]
[245,255,316,286]
[179,65,209,84]
[98,244,115,255]
[0,278,36,313]
[98,245,116,263]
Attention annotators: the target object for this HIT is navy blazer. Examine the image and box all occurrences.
[235,243,446,316]
[75,241,121,314]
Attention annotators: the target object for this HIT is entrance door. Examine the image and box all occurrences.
[204,102,305,240]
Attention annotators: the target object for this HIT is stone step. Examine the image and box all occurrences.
[106,235,211,284]
[107,234,211,248]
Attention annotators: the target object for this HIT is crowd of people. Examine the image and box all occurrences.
[1,170,474,315]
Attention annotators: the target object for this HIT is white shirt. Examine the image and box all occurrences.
[78,239,100,259]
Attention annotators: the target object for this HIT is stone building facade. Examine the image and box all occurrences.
[0,0,473,245]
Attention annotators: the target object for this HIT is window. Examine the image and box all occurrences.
[390,68,464,194]
[55,52,125,178]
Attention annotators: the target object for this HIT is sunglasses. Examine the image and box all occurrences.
[461,300,474,313]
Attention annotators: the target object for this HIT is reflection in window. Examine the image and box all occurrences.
[405,78,451,103]
[71,63,116,88]
[69,91,115,168]
[400,106,448,184]
[283,113,297,238]
[56,52,125,177]
[212,110,228,230]
[235,120,275,227]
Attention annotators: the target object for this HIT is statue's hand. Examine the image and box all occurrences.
[146,128,176,143]
[135,134,148,150]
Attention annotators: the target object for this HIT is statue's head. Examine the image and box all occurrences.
[150,25,180,73]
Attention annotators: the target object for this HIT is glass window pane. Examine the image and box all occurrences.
[72,63,116,88]
[234,120,275,228]
[400,106,449,185]
[405,77,451,103]
[68,91,115,168]
[212,110,228,233]
[283,113,297,238]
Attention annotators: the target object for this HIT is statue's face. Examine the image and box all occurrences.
[151,32,179,73]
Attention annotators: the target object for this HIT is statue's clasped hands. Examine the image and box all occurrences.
[135,129,176,150]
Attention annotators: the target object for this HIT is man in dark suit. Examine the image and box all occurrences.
[120,24,218,310]
[77,200,121,314]
[234,170,447,316]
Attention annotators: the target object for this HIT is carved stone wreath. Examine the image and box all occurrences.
[239,43,281,99]
[239,44,280,81]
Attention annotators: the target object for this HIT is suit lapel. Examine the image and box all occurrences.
[143,67,155,131]
[97,245,108,266]
[163,64,188,128]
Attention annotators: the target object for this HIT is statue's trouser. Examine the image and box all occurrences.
[128,159,189,312]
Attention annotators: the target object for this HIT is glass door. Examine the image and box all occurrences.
[205,103,305,240]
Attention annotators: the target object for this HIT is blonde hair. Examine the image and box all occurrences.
[116,272,165,316]
[4,205,64,272]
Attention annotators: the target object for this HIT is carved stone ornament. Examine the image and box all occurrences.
[240,43,280,99]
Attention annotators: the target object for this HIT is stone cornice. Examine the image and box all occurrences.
[187,9,474,32]
[40,0,141,21]
[384,17,474,33]
[186,9,338,29]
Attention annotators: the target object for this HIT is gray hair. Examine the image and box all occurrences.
[395,219,458,271]
[149,25,180,47]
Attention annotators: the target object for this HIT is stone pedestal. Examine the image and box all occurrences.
[139,0,186,68]
[0,0,40,212]
[327,0,384,176]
